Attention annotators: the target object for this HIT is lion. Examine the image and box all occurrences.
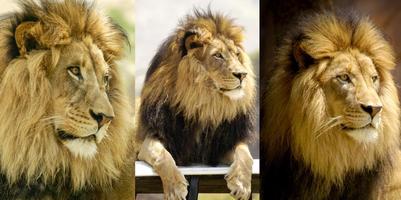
[0,0,135,199]
[261,12,401,199]
[136,9,256,200]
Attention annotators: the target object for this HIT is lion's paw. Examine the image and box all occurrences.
[225,161,252,200]
[162,170,188,200]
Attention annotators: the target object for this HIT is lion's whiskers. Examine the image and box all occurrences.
[314,116,343,139]
[33,116,65,131]
[41,116,63,122]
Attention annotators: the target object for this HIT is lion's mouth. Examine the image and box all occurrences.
[220,85,242,92]
[341,124,374,131]
[57,129,96,141]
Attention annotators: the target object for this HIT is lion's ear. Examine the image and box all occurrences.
[15,21,43,56]
[181,27,211,56]
[15,20,71,56]
[292,36,315,70]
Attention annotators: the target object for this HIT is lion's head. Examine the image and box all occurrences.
[263,13,400,184]
[0,0,133,190]
[178,24,251,100]
[318,50,383,143]
[142,9,255,126]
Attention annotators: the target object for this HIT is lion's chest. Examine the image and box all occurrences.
[141,103,253,166]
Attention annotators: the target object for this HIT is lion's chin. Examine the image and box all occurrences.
[57,125,109,159]
[63,139,98,159]
[344,127,379,143]
[223,88,245,100]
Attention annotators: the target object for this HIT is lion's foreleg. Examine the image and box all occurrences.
[224,142,253,200]
[137,136,188,200]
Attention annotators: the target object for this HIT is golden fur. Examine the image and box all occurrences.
[0,0,134,198]
[263,12,400,197]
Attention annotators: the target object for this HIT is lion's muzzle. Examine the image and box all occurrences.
[89,109,114,129]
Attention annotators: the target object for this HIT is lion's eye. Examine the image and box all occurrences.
[213,52,224,60]
[337,74,350,83]
[104,75,111,88]
[372,75,379,82]
[67,66,82,80]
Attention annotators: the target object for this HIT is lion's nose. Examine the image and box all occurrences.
[89,109,114,128]
[360,104,382,118]
[233,72,247,82]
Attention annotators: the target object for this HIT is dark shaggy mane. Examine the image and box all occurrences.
[145,35,174,82]
[140,99,255,165]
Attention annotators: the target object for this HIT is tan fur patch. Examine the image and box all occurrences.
[138,138,188,200]
[225,143,253,200]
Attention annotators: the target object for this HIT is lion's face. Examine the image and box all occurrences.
[50,40,114,158]
[202,38,249,100]
[182,34,252,101]
[319,50,382,143]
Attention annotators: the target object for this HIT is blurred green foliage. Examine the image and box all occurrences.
[249,50,260,78]
[108,8,135,61]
